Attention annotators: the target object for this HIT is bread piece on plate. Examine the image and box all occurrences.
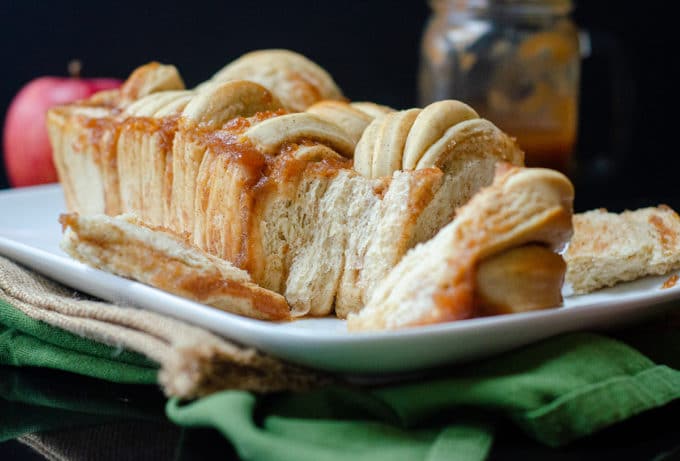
[565,205,680,294]
[348,165,574,331]
[59,213,290,321]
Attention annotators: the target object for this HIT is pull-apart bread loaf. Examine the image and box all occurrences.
[49,49,526,320]
[348,165,574,331]
[564,205,680,294]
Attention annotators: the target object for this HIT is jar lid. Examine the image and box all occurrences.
[431,0,574,16]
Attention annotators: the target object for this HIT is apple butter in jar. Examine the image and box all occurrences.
[419,0,580,173]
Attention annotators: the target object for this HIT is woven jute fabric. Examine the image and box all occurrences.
[0,256,331,398]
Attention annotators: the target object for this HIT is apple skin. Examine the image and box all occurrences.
[3,76,122,187]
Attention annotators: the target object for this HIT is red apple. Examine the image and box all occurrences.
[3,67,121,187]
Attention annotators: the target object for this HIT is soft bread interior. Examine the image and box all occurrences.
[348,165,574,331]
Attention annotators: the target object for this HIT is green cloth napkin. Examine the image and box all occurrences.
[165,332,680,461]
[0,299,158,384]
[2,294,680,461]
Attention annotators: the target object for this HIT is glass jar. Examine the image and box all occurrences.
[419,0,580,172]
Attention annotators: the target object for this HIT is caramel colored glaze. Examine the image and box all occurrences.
[372,182,388,200]
[194,111,288,180]
[430,255,476,323]
[58,213,73,232]
[150,262,289,320]
[406,168,441,216]
[276,142,351,182]
[219,109,287,134]
[73,115,120,165]
[649,214,677,253]
[203,128,270,270]
[188,116,271,266]
[205,131,267,180]
[66,105,353,278]
[662,274,679,289]
[164,146,174,220]
[121,115,180,153]
[61,213,289,321]
[185,110,352,273]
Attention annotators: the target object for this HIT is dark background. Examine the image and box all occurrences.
[0,1,676,212]
[1,3,679,459]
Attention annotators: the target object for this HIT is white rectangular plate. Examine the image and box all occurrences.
[0,184,678,376]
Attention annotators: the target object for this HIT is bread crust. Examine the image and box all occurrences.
[60,213,291,321]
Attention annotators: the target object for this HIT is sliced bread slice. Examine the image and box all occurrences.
[60,213,290,321]
[565,205,680,294]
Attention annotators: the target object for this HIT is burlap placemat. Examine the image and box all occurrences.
[0,256,331,398]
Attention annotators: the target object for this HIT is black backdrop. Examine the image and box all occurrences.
[1,1,676,212]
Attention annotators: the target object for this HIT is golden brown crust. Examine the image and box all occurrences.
[60,213,291,321]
